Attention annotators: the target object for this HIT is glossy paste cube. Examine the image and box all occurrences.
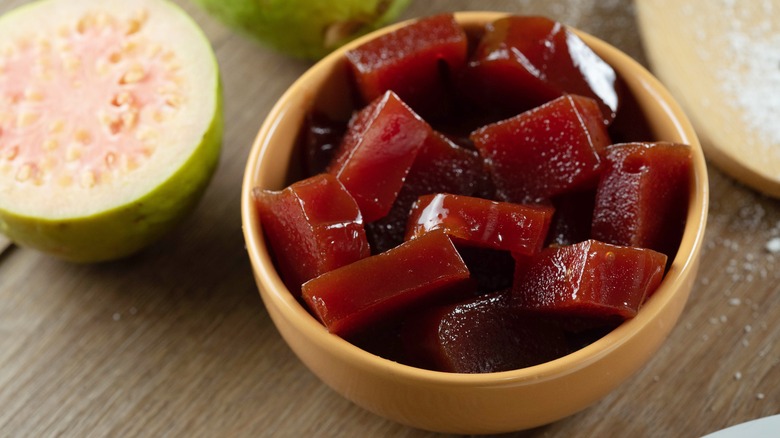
[302,230,470,337]
[406,193,553,255]
[345,14,468,119]
[591,142,692,258]
[254,174,370,294]
[403,290,569,373]
[464,15,620,124]
[470,94,611,202]
[328,90,431,222]
[512,239,667,319]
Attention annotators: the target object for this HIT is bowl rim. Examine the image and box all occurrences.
[241,11,709,387]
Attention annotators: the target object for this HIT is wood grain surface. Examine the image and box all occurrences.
[0,1,778,437]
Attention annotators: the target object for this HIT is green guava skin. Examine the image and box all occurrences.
[0,91,223,263]
[192,0,411,59]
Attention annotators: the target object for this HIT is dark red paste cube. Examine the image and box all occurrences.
[302,230,470,337]
[456,246,517,293]
[254,174,370,294]
[591,142,692,259]
[406,193,553,255]
[366,131,493,253]
[512,239,667,319]
[300,111,347,176]
[403,290,570,373]
[328,90,431,222]
[406,131,493,200]
[345,13,468,119]
[470,94,611,203]
[346,317,409,364]
[463,15,620,125]
[546,189,597,247]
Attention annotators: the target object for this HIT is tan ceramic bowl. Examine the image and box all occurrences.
[241,12,709,434]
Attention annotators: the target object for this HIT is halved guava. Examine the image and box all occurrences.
[0,0,223,262]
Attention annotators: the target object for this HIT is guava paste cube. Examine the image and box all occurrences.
[403,290,570,373]
[254,174,370,294]
[301,230,470,337]
[463,15,620,124]
[456,246,517,293]
[405,132,494,201]
[346,316,409,364]
[345,13,468,119]
[591,142,692,259]
[512,239,667,319]
[300,110,347,176]
[470,94,611,203]
[366,131,494,253]
[559,315,623,351]
[545,189,597,247]
[406,193,553,255]
[328,90,431,222]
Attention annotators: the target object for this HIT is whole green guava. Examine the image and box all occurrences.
[191,0,411,59]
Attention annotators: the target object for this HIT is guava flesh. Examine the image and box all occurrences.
[0,0,222,262]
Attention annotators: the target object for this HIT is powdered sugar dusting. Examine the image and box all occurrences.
[716,1,780,147]
[686,0,780,152]
[766,236,780,254]
[678,0,780,170]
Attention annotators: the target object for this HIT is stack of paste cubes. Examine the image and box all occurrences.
[254,14,691,373]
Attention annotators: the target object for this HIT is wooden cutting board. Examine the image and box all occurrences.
[636,0,780,197]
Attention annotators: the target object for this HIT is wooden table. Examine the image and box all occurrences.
[1,0,778,436]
